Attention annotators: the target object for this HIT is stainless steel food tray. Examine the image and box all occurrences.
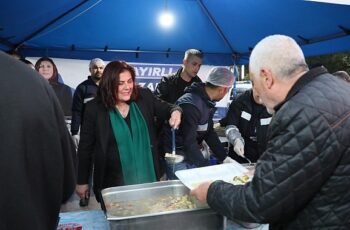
[101,180,225,230]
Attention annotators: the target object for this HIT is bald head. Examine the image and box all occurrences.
[249,35,308,80]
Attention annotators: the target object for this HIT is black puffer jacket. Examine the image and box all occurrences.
[207,67,350,229]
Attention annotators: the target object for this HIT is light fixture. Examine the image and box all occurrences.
[159,0,174,29]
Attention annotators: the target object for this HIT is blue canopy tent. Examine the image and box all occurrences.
[1,0,350,65]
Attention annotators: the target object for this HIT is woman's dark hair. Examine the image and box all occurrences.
[34,57,58,83]
[98,61,138,109]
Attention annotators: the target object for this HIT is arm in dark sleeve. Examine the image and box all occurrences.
[207,105,341,223]
[204,119,227,161]
[154,76,170,101]
[180,104,209,167]
[71,85,85,135]
[77,101,96,184]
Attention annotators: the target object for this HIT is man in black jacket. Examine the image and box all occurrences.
[154,49,203,167]
[191,35,350,229]
[0,52,76,230]
[221,88,271,163]
[154,49,203,103]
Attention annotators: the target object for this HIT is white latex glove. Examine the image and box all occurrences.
[223,156,236,164]
[72,135,80,148]
[233,139,245,157]
[213,122,221,129]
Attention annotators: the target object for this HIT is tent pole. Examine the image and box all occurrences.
[196,0,236,54]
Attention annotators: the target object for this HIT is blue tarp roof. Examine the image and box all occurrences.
[1,0,350,65]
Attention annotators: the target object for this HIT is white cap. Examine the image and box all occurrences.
[206,67,234,87]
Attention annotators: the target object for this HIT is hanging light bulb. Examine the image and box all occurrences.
[159,0,174,29]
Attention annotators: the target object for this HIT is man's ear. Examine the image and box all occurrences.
[260,68,274,89]
[220,86,227,95]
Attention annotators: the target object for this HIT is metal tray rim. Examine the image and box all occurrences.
[102,183,185,197]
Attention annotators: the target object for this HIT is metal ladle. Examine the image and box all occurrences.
[164,128,184,164]
[241,155,252,165]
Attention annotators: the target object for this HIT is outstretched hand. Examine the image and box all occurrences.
[190,181,213,203]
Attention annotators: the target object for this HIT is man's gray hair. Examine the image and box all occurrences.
[89,58,105,68]
[333,70,350,83]
[184,49,204,61]
[249,35,308,80]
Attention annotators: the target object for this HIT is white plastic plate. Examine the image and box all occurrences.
[175,162,249,190]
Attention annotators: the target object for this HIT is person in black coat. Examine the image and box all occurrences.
[154,49,203,104]
[35,57,73,116]
[76,61,182,203]
[70,58,105,144]
[0,52,76,230]
[191,35,350,229]
[154,49,203,162]
[221,89,272,163]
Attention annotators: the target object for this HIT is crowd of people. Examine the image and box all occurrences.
[2,34,349,229]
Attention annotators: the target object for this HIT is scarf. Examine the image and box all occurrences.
[109,102,156,185]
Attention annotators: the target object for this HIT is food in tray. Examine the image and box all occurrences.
[232,175,250,185]
[105,195,197,217]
